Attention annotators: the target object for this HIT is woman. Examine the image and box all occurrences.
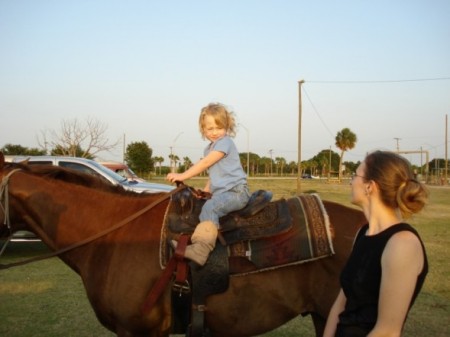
[323,151,428,337]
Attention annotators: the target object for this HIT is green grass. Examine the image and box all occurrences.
[0,178,449,336]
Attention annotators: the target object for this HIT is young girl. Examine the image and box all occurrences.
[166,103,250,266]
[323,151,428,337]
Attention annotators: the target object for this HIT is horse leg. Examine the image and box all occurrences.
[311,312,326,337]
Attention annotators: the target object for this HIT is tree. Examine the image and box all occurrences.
[168,154,180,173]
[1,143,46,156]
[181,156,192,172]
[335,128,357,180]
[38,117,119,158]
[125,141,153,175]
[312,149,340,177]
[259,157,272,176]
[302,159,318,176]
[288,161,297,175]
[153,156,164,175]
[51,144,94,159]
[344,160,359,174]
[239,153,248,173]
[249,152,260,176]
[275,156,286,176]
[240,152,260,176]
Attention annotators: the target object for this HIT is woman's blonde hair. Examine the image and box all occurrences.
[363,151,429,218]
[198,103,237,139]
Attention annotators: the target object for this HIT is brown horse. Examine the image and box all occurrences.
[0,153,366,337]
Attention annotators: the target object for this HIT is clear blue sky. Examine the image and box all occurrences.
[1,0,449,166]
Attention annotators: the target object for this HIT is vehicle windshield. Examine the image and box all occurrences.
[90,161,128,183]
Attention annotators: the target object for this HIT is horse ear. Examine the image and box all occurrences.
[0,152,4,168]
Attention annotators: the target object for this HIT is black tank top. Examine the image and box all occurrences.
[336,223,428,337]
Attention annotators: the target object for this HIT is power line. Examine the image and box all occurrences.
[307,77,450,84]
[302,86,335,139]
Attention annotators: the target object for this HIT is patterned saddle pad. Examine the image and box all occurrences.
[228,193,334,275]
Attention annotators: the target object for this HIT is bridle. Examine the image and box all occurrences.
[0,168,183,269]
[0,168,22,258]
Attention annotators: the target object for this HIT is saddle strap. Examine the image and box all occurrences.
[141,235,190,314]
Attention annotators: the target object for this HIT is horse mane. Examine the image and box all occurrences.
[4,161,142,196]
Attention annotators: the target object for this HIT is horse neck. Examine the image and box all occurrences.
[323,200,366,256]
[8,171,165,249]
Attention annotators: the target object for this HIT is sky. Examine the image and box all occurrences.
[1,0,449,167]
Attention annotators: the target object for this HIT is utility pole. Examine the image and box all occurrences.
[328,146,331,181]
[123,133,126,163]
[445,114,448,185]
[394,138,401,152]
[269,149,273,176]
[297,79,304,194]
[169,146,173,173]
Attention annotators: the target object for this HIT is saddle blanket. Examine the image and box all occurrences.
[228,193,334,274]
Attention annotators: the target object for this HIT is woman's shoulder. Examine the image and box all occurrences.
[385,223,422,241]
[388,229,422,246]
[383,225,424,265]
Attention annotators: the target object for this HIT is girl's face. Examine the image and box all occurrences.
[202,115,226,142]
[351,162,369,206]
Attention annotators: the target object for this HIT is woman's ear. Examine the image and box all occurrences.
[366,179,378,195]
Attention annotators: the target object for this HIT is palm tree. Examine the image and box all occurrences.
[259,157,272,176]
[301,160,311,176]
[288,161,297,175]
[239,153,248,175]
[275,157,286,176]
[314,156,327,177]
[183,156,192,171]
[153,156,164,175]
[249,152,260,176]
[335,128,357,181]
[168,154,180,173]
[311,160,319,176]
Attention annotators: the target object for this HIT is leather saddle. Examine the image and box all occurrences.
[165,184,292,245]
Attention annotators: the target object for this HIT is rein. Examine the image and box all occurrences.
[0,169,183,270]
[0,169,22,258]
[0,169,21,229]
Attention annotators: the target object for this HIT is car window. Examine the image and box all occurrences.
[58,161,118,185]
[92,163,128,183]
[115,168,127,177]
[58,161,104,179]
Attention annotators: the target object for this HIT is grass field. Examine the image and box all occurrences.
[0,178,449,336]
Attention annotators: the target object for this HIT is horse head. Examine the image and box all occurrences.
[0,152,141,239]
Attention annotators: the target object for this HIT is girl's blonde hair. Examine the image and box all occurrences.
[198,103,237,139]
